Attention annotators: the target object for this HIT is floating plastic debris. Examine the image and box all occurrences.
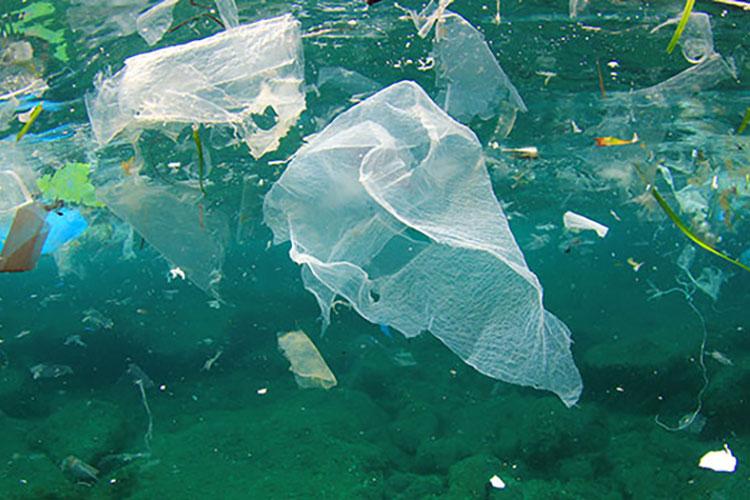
[563,211,609,238]
[265,81,581,406]
[64,335,87,348]
[30,363,73,380]
[594,133,639,147]
[489,474,506,489]
[86,14,305,159]
[60,455,99,484]
[97,178,229,298]
[432,10,526,133]
[82,308,113,330]
[136,0,180,46]
[699,444,737,472]
[277,330,337,390]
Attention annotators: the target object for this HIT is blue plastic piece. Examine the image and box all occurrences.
[41,208,88,254]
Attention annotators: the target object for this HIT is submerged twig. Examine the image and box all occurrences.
[713,0,750,11]
[595,59,606,98]
[192,124,207,195]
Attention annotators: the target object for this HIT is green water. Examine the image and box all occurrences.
[1,0,749,498]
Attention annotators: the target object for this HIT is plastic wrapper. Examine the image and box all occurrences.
[277,330,337,390]
[264,81,582,406]
[86,14,305,159]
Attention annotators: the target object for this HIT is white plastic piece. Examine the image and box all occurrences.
[563,211,609,238]
[264,81,582,407]
[136,0,179,46]
[699,444,737,473]
[87,14,305,159]
[215,0,239,29]
[277,330,337,390]
[489,475,506,489]
[409,0,454,39]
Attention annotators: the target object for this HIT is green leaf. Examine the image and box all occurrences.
[738,107,750,134]
[36,162,104,208]
[666,0,695,54]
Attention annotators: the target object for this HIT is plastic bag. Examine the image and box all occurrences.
[86,14,305,159]
[264,81,582,406]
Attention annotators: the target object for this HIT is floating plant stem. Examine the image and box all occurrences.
[16,103,43,142]
[650,186,750,273]
[738,107,750,134]
[192,124,207,195]
[666,0,695,54]
[595,59,606,98]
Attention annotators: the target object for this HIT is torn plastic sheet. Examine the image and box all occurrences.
[215,0,239,29]
[97,177,229,297]
[68,0,151,49]
[651,12,714,64]
[86,14,305,159]
[136,0,179,46]
[264,81,582,406]
[277,330,337,390]
[563,211,609,238]
[632,53,736,102]
[433,11,527,130]
[569,0,590,19]
[409,0,455,39]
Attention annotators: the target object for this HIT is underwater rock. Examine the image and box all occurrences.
[277,330,337,390]
[86,14,306,159]
[264,80,582,407]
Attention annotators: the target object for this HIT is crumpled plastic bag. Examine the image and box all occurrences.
[264,81,582,406]
[86,14,305,159]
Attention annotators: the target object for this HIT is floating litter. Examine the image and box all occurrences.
[698,444,737,473]
[563,211,609,238]
[489,474,506,489]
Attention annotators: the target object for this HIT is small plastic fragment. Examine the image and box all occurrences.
[136,0,180,46]
[489,475,506,489]
[277,330,337,390]
[30,363,73,379]
[60,456,99,484]
[563,211,609,238]
[699,444,737,472]
[215,0,239,29]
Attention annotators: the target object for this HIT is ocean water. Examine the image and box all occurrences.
[1,0,749,498]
